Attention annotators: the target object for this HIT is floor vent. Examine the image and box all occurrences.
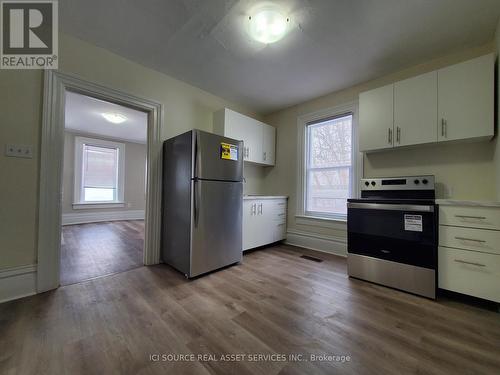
[300,255,323,263]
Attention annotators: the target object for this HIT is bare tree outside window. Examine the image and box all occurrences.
[306,114,353,217]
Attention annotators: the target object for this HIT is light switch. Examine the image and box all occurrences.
[5,144,33,158]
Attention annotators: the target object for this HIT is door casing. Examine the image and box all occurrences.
[38,70,163,292]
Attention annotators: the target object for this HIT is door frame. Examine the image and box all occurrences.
[37,70,163,292]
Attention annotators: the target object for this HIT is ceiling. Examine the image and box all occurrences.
[60,0,500,114]
[65,91,148,143]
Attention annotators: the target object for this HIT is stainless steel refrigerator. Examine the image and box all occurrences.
[161,129,243,278]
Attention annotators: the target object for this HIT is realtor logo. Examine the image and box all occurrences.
[1,0,58,69]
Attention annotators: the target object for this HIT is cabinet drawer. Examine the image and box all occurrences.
[273,211,286,223]
[275,223,286,241]
[439,226,500,255]
[438,247,500,303]
[439,206,500,230]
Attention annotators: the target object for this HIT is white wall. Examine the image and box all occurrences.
[0,33,263,270]
[263,42,498,255]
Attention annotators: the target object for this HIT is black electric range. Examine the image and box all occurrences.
[347,176,438,299]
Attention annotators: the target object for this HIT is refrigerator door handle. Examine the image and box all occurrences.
[193,180,200,227]
[193,131,198,178]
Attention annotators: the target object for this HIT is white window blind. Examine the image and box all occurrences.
[82,144,119,202]
[305,113,353,218]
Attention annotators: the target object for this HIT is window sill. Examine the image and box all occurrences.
[72,202,126,210]
[295,214,347,229]
[296,214,346,223]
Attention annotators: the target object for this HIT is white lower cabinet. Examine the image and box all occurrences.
[438,204,500,303]
[439,247,500,303]
[243,197,287,251]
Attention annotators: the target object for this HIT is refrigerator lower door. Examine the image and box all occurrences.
[190,179,242,277]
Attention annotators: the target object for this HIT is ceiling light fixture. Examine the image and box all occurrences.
[247,5,289,44]
[102,113,127,124]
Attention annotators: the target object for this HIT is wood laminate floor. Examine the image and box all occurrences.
[60,220,144,286]
[1,245,499,374]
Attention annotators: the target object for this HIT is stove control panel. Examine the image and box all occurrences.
[361,176,435,191]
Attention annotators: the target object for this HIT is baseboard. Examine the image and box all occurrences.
[285,229,347,257]
[62,209,145,225]
[0,264,37,303]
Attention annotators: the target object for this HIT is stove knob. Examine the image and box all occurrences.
[422,179,428,185]
[364,181,370,187]
[414,179,420,185]
[371,181,376,186]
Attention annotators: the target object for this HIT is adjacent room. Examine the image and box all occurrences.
[61,92,148,285]
[1,1,500,374]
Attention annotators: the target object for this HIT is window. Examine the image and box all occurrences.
[74,137,125,206]
[304,112,356,219]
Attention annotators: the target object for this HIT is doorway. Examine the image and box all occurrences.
[60,92,148,285]
[38,71,163,292]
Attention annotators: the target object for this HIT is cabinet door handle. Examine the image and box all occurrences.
[258,203,263,215]
[441,119,447,138]
[455,236,486,243]
[396,126,401,143]
[454,215,486,220]
[388,128,392,144]
[251,203,256,215]
[454,259,486,267]
[263,152,267,161]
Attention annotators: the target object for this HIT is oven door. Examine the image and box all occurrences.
[347,202,437,269]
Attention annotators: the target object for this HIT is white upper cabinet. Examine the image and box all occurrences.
[359,84,394,152]
[214,108,276,166]
[437,54,494,142]
[359,54,494,152]
[261,123,276,166]
[394,71,438,147]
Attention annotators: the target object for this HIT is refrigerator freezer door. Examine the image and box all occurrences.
[190,179,242,277]
[193,130,243,182]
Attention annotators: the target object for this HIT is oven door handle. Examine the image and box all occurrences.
[347,202,434,212]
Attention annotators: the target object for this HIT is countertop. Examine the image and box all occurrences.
[243,195,288,200]
[435,199,500,208]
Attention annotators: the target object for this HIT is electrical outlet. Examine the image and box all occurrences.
[5,144,33,159]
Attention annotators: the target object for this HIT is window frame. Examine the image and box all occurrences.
[297,102,362,222]
[73,136,125,208]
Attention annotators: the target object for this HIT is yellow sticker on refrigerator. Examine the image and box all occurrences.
[220,142,238,161]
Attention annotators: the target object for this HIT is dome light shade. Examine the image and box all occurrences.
[248,7,289,44]
[102,113,127,124]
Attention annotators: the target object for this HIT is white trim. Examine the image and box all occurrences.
[65,128,147,145]
[73,136,126,205]
[0,265,37,304]
[62,210,145,225]
[285,230,347,257]
[72,202,125,210]
[295,215,347,229]
[296,102,363,221]
[38,70,163,293]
